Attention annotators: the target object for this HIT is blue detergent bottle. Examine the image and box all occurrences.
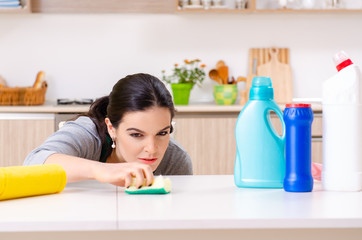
[283,103,314,192]
[234,77,285,188]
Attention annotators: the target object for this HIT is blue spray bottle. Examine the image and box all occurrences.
[234,77,285,188]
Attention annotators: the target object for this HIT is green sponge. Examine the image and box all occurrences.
[125,176,172,194]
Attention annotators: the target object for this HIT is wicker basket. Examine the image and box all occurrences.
[0,81,47,106]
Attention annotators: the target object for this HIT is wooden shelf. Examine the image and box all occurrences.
[253,8,362,13]
[177,9,362,13]
[2,0,360,14]
[30,0,175,14]
[176,8,253,13]
[176,0,362,13]
[0,0,31,13]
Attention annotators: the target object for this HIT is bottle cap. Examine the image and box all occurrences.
[249,77,274,100]
[333,51,353,71]
[285,103,311,108]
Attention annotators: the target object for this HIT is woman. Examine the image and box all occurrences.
[24,73,193,188]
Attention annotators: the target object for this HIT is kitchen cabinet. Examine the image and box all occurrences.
[173,113,237,175]
[0,104,323,174]
[173,110,322,175]
[0,113,55,167]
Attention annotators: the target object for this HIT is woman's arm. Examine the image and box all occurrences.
[25,117,153,188]
[45,153,154,188]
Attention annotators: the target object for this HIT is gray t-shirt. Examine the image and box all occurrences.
[24,116,193,175]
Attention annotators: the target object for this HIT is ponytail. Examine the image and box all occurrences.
[86,96,112,160]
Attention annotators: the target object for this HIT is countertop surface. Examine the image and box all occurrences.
[0,175,361,232]
[0,100,323,114]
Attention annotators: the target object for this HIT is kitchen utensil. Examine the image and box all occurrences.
[209,69,222,84]
[216,60,226,69]
[236,76,247,83]
[217,66,229,84]
[241,47,290,105]
[256,47,293,103]
[248,48,290,71]
[230,76,236,84]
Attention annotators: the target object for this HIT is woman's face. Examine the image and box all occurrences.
[106,106,172,171]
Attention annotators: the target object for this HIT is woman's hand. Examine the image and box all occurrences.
[92,162,154,188]
[45,154,154,188]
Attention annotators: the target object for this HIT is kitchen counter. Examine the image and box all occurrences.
[0,100,323,113]
[0,175,361,240]
[0,101,91,114]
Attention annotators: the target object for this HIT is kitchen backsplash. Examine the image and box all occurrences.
[0,13,361,102]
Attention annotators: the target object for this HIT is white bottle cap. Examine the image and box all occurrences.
[333,51,349,66]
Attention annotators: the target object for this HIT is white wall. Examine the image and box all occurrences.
[1,12,362,103]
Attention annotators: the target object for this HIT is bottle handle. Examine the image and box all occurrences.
[265,106,285,143]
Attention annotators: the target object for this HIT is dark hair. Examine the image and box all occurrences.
[86,73,175,161]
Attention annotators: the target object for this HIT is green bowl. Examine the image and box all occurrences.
[213,84,238,105]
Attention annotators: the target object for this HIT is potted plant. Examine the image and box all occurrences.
[162,59,206,105]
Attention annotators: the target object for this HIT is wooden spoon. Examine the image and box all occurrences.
[217,66,229,84]
[209,69,222,84]
[216,60,226,69]
[235,76,247,83]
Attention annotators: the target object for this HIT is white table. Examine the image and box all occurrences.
[1,175,361,240]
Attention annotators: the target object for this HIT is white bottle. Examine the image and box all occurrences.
[322,51,362,191]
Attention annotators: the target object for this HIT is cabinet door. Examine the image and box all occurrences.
[0,114,55,167]
[173,113,237,175]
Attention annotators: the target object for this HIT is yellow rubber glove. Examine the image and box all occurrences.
[0,164,66,201]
